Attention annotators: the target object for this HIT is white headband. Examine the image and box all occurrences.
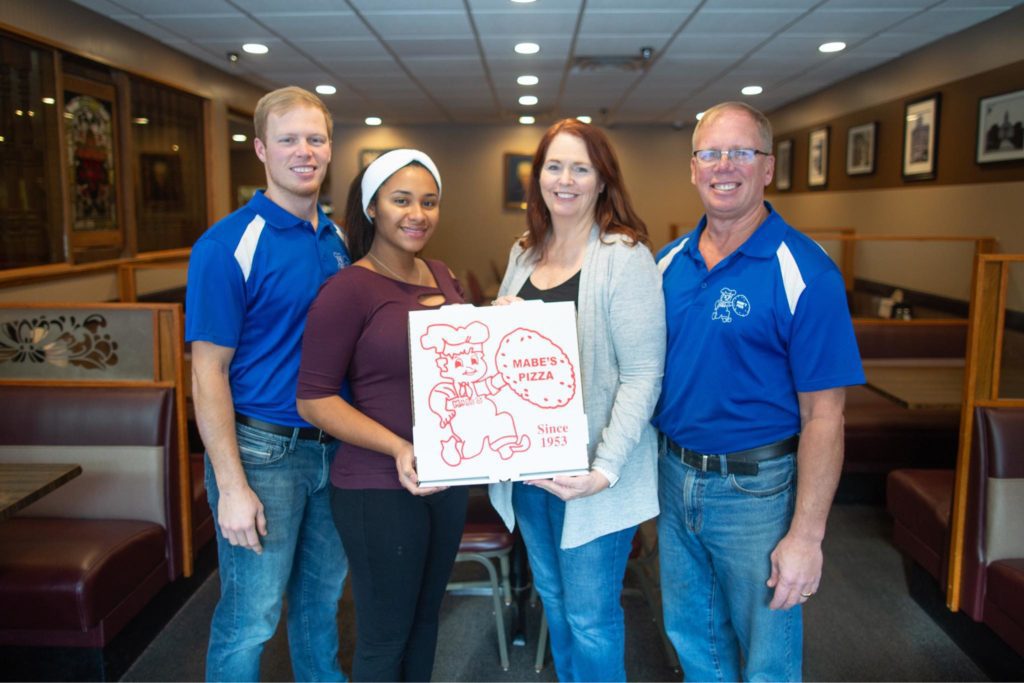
[361,149,442,220]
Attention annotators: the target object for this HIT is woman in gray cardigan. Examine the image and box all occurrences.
[489,119,665,682]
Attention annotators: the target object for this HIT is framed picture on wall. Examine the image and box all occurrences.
[807,127,829,188]
[775,139,792,191]
[846,122,876,176]
[976,88,1024,164]
[503,153,533,210]
[902,94,940,180]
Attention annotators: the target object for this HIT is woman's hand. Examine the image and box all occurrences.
[492,295,525,306]
[526,470,609,501]
[394,441,447,496]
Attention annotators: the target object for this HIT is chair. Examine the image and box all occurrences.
[446,488,514,670]
[463,270,486,306]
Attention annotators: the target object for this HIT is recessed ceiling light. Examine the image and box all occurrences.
[133,117,149,125]
[819,41,846,53]
[576,115,592,124]
[41,97,55,105]
[510,0,536,3]
[171,144,179,152]
[696,111,705,121]
[365,116,383,126]
[741,85,763,96]
[517,75,539,86]
[242,43,269,55]
[232,134,248,142]
[0,136,5,142]
[519,95,538,106]
[514,42,540,55]
[519,115,535,125]
[315,85,337,95]
[14,110,23,117]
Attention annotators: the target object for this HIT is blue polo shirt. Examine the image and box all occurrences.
[186,190,350,426]
[652,203,864,453]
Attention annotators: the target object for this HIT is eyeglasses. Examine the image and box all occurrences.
[692,148,771,164]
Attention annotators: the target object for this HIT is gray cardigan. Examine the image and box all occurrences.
[488,225,666,548]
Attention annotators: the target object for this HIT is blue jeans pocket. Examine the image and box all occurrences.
[728,454,795,497]
[236,424,289,466]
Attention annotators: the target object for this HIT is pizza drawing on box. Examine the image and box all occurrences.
[419,321,576,468]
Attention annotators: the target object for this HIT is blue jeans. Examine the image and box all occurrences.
[513,482,636,683]
[205,424,348,682]
[657,449,802,682]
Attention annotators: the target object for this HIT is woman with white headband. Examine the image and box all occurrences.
[296,149,468,681]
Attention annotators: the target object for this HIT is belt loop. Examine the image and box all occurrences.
[720,453,729,477]
[701,454,709,472]
[288,428,300,449]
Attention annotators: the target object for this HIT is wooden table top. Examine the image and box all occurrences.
[863,364,964,410]
[0,463,83,521]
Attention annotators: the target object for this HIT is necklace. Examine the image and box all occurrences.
[368,252,424,286]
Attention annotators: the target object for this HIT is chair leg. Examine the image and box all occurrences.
[534,603,548,673]
[481,554,511,671]
[499,554,512,606]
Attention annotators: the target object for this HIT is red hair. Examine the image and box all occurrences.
[520,119,649,254]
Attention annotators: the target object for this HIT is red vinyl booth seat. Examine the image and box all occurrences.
[0,385,185,648]
[886,468,954,581]
[959,407,1024,657]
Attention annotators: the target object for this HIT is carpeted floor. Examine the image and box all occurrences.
[112,504,1015,682]
[7,503,1015,681]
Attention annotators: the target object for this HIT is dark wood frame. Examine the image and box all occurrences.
[503,152,533,210]
[976,88,1024,164]
[807,126,829,188]
[846,121,877,176]
[775,139,792,191]
[902,93,941,181]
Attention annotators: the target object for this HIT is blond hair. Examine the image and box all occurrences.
[253,86,333,141]
[693,102,773,152]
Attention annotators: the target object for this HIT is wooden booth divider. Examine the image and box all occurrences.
[0,301,194,576]
[948,253,1024,611]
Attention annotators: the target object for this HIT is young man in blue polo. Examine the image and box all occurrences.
[653,102,864,682]
[186,86,350,682]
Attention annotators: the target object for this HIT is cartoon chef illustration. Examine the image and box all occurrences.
[420,322,531,467]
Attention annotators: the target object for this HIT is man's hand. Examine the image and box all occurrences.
[217,484,268,554]
[766,531,822,610]
[491,295,524,306]
[527,470,610,501]
[394,442,447,497]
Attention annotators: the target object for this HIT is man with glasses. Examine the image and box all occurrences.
[653,102,863,681]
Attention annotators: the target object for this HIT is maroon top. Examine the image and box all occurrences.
[298,259,465,489]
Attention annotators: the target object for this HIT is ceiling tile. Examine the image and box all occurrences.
[303,39,392,60]
[785,8,920,35]
[251,12,372,41]
[106,0,237,14]
[146,14,269,40]
[579,9,693,34]
[470,10,580,35]
[361,11,473,38]
[684,9,807,33]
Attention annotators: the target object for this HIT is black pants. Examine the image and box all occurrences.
[330,485,468,682]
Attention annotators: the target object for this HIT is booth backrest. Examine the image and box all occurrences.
[0,385,184,580]
[854,320,967,360]
[961,406,1024,620]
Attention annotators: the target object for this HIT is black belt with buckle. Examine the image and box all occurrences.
[666,434,799,476]
[235,412,334,444]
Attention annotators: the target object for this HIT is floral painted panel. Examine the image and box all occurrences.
[0,309,154,380]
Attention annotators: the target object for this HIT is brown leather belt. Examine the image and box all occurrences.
[665,434,799,476]
[235,412,334,444]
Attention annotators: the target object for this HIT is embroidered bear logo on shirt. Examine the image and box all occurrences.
[712,287,751,323]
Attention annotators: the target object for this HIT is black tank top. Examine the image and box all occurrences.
[517,270,581,308]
